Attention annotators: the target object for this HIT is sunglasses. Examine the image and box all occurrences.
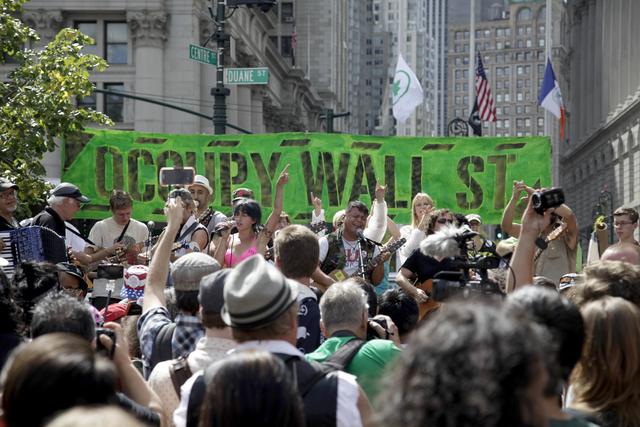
[437,218,454,224]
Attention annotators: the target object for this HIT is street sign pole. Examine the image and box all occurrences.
[211,0,230,134]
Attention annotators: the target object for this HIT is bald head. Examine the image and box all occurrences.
[601,243,640,265]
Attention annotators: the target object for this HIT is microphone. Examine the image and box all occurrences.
[146,221,155,231]
[356,229,366,241]
[420,225,478,259]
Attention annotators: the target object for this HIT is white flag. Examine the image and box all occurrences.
[392,53,424,123]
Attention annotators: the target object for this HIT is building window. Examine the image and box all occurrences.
[504,119,510,128]
[537,117,544,127]
[77,91,97,110]
[280,2,294,23]
[538,38,545,47]
[104,83,124,122]
[517,92,524,101]
[504,93,511,102]
[105,22,127,64]
[516,118,524,128]
[496,93,503,102]
[517,8,532,21]
[76,22,98,56]
[281,36,293,56]
[525,118,531,127]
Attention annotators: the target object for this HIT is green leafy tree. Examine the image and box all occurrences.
[1,0,112,217]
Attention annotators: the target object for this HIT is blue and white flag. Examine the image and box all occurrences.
[538,59,566,140]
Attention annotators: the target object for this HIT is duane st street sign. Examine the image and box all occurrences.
[225,67,270,85]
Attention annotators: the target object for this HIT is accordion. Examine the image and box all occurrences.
[10,226,68,265]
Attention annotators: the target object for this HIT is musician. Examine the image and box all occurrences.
[86,190,149,264]
[501,181,578,284]
[188,175,228,236]
[0,178,19,232]
[396,209,457,304]
[164,188,208,259]
[312,200,385,291]
[465,213,498,257]
[31,183,89,237]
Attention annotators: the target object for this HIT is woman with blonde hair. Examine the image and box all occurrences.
[398,192,434,266]
[569,296,640,427]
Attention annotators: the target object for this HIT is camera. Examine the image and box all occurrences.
[531,188,565,215]
[159,167,196,187]
[366,317,389,340]
[95,327,116,359]
[97,264,124,281]
[431,271,503,302]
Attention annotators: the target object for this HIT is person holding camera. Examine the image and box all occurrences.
[502,181,578,285]
[305,279,402,403]
[164,188,209,259]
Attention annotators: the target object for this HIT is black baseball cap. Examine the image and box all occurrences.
[0,178,18,191]
[51,183,90,203]
[56,262,89,292]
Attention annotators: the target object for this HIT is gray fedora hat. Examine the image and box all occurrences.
[221,255,299,330]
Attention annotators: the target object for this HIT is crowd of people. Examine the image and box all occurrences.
[1,172,640,427]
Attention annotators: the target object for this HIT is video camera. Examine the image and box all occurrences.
[420,224,504,302]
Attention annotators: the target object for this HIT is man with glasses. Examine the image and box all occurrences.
[312,200,384,291]
[612,207,639,245]
[0,178,19,232]
[32,183,90,237]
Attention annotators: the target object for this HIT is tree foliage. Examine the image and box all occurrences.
[0,0,112,216]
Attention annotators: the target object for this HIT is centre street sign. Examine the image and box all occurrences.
[189,44,217,65]
[225,67,270,85]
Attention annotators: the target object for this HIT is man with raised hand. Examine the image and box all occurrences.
[137,196,220,378]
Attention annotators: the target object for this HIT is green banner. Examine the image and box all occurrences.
[62,129,551,224]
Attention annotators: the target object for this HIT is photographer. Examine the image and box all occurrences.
[502,182,578,285]
[306,279,401,403]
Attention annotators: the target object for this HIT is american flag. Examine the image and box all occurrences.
[475,52,497,122]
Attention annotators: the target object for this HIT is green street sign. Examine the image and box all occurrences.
[225,67,269,85]
[189,44,217,65]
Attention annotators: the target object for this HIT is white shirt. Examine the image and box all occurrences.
[319,236,381,277]
[173,340,362,427]
[88,216,149,250]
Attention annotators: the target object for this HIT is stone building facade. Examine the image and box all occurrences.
[560,0,640,246]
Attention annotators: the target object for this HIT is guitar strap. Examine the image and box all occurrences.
[534,222,567,262]
[115,220,130,243]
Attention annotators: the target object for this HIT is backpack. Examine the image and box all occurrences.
[146,322,176,378]
[184,340,365,427]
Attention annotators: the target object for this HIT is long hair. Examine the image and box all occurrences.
[426,208,453,235]
[198,351,304,427]
[571,296,640,426]
[411,193,434,228]
[376,300,549,427]
[232,198,262,233]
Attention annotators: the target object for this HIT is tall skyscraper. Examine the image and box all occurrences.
[447,0,548,138]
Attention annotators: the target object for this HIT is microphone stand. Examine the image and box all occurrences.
[356,238,367,280]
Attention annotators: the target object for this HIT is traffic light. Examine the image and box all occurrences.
[227,0,276,12]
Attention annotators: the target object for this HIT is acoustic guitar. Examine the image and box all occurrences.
[415,278,440,320]
[328,238,406,283]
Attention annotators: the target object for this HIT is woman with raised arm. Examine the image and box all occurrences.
[211,165,289,268]
[398,193,434,266]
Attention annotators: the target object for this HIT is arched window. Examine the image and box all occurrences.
[517,7,532,21]
[537,6,546,22]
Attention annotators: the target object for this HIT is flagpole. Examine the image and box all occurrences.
[544,0,558,185]
[397,0,406,136]
[468,0,476,136]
